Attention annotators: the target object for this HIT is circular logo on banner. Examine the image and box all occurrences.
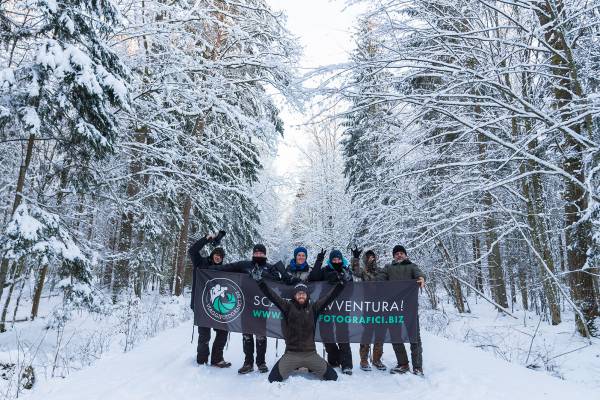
[202,278,245,323]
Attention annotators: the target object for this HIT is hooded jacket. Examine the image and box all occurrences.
[257,280,344,352]
[188,236,222,309]
[351,253,382,282]
[309,254,352,283]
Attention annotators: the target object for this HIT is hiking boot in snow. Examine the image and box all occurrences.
[372,360,387,371]
[257,363,269,373]
[360,361,372,371]
[413,367,424,377]
[390,364,410,374]
[238,364,254,374]
[342,367,353,375]
[211,360,232,368]
[196,354,208,365]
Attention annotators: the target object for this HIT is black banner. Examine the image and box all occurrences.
[194,270,419,343]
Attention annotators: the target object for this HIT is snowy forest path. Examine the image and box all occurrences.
[21,322,596,400]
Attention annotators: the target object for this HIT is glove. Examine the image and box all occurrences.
[212,230,226,245]
[341,269,352,283]
[351,246,362,259]
[250,265,263,281]
[317,248,327,260]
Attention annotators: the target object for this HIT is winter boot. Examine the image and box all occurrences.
[196,354,208,365]
[372,343,386,371]
[257,363,269,373]
[359,344,371,371]
[342,367,353,375]
[238,363,254,374]
[372,360,387,371]
[390,364,410,374]
[211,360,232,368]
[413,367,424,377]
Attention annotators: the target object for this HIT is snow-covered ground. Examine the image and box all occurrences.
[2,290,598,400]
[421,300,600,391]
[0,291,192,399]
[19,320,599,400]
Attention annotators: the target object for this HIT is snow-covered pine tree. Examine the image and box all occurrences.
[0,0,130,314]
[106,0,298,299]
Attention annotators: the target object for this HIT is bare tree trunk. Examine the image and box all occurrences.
[481,192,509,309]
[173,197,192,296]
[113,127,147,301]
[435,238,465,313]
[534,1,598,335]
[0,259,24,332]
[30,263,48,320]
[12,266,29,326]
[472,236,484,293]
[518,263,529,311]
[0,134,36,304]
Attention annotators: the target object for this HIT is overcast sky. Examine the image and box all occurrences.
[265,0,361,177]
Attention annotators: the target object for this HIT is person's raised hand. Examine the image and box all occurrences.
[317,248,327,260]
[250,265,263,281]
[351,246,362,259]
[212,230,226,245]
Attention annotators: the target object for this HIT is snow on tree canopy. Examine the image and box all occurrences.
[1,202,86,264]
[36,39,128,105]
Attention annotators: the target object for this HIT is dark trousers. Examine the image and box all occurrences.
[242,334,267,365]
[197,327,228,364]
[392,323,422,368]
[324,343,353,369]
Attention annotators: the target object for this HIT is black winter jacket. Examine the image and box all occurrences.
[308,259,351,284]
[188,237,219,310]
[257,280,344,352]
[215,259,298,285]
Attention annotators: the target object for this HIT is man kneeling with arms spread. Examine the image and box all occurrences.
[250,265,350,382]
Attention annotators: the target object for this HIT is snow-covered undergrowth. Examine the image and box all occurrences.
[420,298,600,391]
[0,292,191,399]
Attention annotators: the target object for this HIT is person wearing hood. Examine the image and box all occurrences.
[286,246,326,282]
[380,245,425,376]
[215,243,298,374]
[310,249,354,375]
[188,231,231,368]
[351,247,386,372]
[250,265,350,382]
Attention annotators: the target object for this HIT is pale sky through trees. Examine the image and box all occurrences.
[266,0,360,176]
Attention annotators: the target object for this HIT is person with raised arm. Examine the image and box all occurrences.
[188,230,231,368]
[250,264,351,382]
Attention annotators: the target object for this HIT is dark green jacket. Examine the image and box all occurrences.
[379,259,425,281]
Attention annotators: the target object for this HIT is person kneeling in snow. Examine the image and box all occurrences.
[250,265,350,382]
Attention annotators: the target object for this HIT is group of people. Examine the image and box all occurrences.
[188,231,426,382]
